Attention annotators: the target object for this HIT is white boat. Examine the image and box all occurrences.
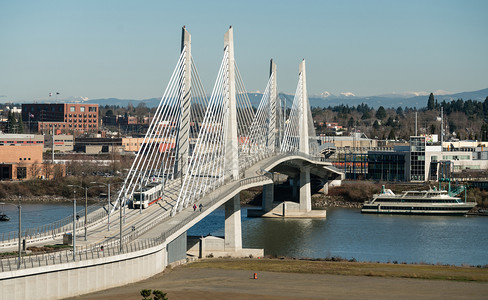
[361,186,476,215]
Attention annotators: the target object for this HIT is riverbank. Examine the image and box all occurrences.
[188,258,488,281]
[72,258,488,300]
[0,176,119,203]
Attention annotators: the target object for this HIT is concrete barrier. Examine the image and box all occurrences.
[0,243,167,300]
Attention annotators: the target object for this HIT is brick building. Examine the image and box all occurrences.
[21,103,99,135]
[0,144,65,180]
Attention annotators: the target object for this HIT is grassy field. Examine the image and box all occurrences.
[186,258,488,282]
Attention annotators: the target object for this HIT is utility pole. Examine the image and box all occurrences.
[108,183,111,231]
[84,187,88,241]
[52,127,55,164]
[73,190,76,261]
[120,197,123,252]
[441,106,444,144]
[140,175,143,214]
[415,112,418,136]
[18,197,21,269]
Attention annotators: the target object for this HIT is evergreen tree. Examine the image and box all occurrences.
[7,110,16,133]
[375,106,386,119]
[427,93,435,110]
[347,116,355,128]
[361,111,371,120]
[481,123,488,141]
[140,289,152,300]
[386,116,394,127]
[388,129,396,140]
[17,114,24,133]
[430,124,436,135]
[484,96,488,116]
[396,106,404,116]
[373,120,380,129]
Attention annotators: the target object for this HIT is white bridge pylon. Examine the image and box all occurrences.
[112,26,208,213]
[174,27,280,213]
[280,59,319,156]
[113,26,317,220]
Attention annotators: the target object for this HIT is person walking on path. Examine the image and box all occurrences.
[199,203,203,212]
[193,204,197,211]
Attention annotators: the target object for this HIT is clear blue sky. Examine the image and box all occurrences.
[0,0,487,102]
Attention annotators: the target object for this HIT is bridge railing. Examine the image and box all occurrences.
[0,169,275,272]
[0,235,163,273]
[239,150,275,173]
[159,174,272,242]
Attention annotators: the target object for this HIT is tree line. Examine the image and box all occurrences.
[2,93,488,141]
[312,94,488,141]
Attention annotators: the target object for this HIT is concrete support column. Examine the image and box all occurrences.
[299,168,311,212]
[224,194,242,250]
[262,183,274,212]
[198,238,203,259]
[323,181,329,195]
[292,177,298,198]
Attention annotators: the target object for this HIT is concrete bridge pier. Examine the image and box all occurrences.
[262,183,274,212]
[299,167,312,212]
[292,177,298,198]
[189,194,263,258]
[224,194,242,251]
[322,181,329,195]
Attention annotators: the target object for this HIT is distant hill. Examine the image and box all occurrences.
[49,88,488,109]
[306,88,488,109]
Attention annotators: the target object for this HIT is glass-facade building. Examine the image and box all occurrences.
[367,151,406,181]
[409,136,426,181]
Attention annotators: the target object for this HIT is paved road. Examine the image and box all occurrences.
[72,266,488,300]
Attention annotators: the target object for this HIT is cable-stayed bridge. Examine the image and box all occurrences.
[0,27,343,300]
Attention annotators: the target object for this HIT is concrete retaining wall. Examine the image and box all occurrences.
[0,244,167,300]
[167,232,187,264]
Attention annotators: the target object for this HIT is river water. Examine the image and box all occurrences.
[189,207,488,266]
[1,203,487,266]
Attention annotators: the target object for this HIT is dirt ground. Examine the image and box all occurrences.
[72,266,488,300]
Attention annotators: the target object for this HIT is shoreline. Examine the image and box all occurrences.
[0,195,103,204]
[3,194,486,215]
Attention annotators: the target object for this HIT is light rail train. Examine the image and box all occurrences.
[132,182,163,209]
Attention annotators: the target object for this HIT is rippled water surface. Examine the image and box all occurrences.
[1,203,487,266]
[189,207,488,266]
[0,203,98,237]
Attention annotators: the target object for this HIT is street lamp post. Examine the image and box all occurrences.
[91,181,122,251]
[140,175,143,214]
[84,187,88,241]
[18,196,21,269]
[1,200,22,269]
[70,184,98,242]
[72,189,76,261]
[108,183,110,230]
[90,182,111,231]
[120,197,123,252]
